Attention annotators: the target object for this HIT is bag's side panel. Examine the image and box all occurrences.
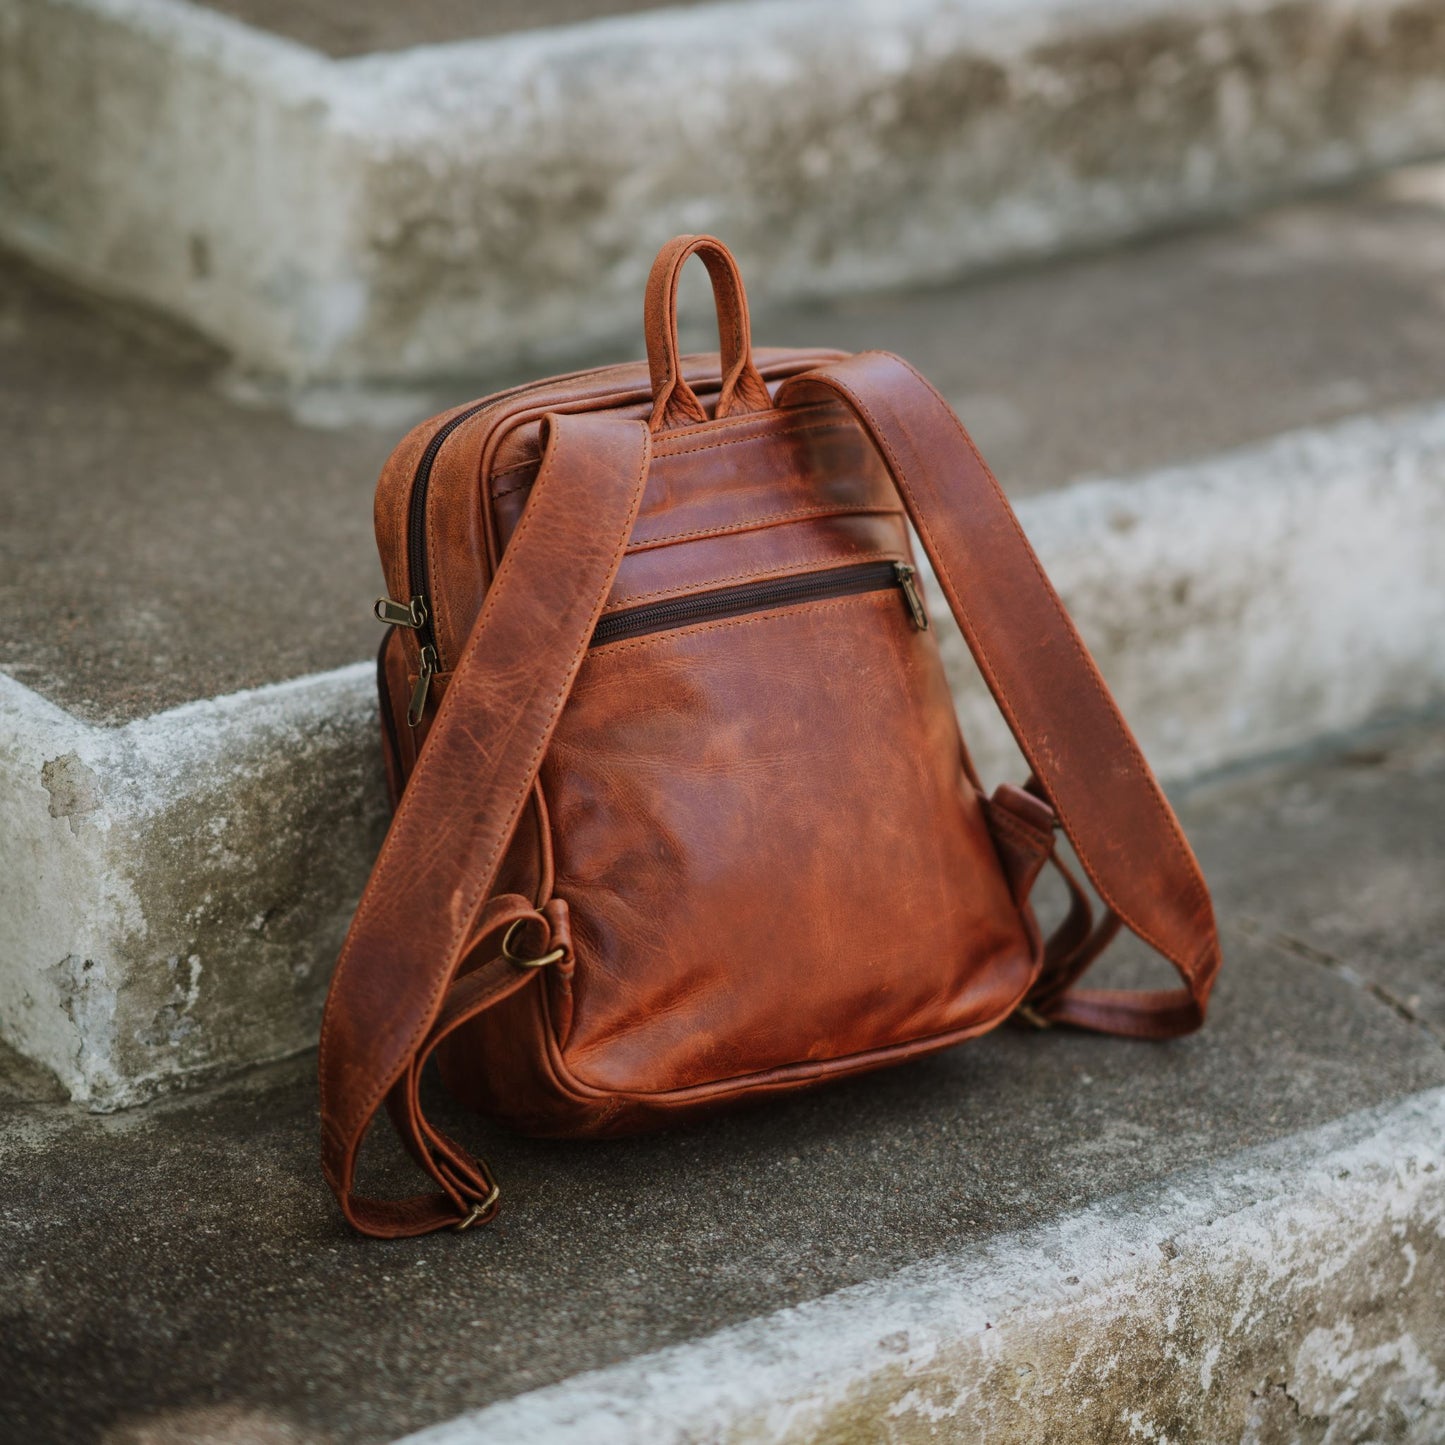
[377,630,410,810]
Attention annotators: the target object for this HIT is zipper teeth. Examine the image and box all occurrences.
[591,561,902,647]
[406,402,491,655]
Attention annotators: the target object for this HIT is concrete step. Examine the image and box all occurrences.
[2,175,1444,1107]
[199,0,719,56]
[3,0,1445,381]
[2,720,1442,1442]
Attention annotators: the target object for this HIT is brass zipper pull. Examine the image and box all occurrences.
[894,563,929,630]
[374,595,428,629]
[408,645,438,727]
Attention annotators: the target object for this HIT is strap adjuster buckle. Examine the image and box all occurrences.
[454,1182,501,1231]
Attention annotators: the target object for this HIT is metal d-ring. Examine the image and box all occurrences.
[501,917,566,971]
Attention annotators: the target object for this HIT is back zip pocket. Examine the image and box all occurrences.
[591,560,929,647]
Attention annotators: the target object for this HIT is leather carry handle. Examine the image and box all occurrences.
[776,352,1221,1037]
[318,411,652,1237]
[645,235,772,431]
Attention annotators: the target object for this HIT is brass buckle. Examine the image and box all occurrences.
[1016,1004,1053,1030]
[501,917,566,971]
[454,1181,501,1232]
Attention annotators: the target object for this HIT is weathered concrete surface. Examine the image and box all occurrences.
[198,0,715,56]
[943,402,1445,786]
[772,164,1445,497]
[4,0,1445,381]
[7,170,1445,726]
[0,668,389,1108]
[413,1093,1445,1444]
[0,723,1441,1442]
[0,257,392,725]
[1187,724,1445,1038]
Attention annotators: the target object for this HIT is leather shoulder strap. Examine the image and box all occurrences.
[319,411,651,1236]
[777,352,1221,1036]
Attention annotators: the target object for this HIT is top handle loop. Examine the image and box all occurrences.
[644,235,772,433]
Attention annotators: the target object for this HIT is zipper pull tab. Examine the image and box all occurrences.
[894,563,929,630]
[374,595,428,629]
[407,645,438,727]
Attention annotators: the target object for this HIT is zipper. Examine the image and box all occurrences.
[404,402,493,645]
[378,397,520,725]
[407,644,440,728]
[591,560,928,647]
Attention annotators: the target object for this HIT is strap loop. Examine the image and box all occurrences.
[502,917,566,970]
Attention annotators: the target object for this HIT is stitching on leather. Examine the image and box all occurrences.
[796,358,1212,985]
[630,502,901,551]
[320,420,650,1192]
[988,808,1051,851]
[339,426,647,1168]
[605,549,905,611]
[654,397,839,440]
[814,365,1170,947]
[653,417,852,460]
[894,356,1212,941]
[489,413,849,495]
[325,416,555,1131]
[543,940,1042,1102]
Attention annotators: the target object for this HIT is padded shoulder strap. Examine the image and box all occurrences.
[319,412,652,1237]
[777,352,1221,1036]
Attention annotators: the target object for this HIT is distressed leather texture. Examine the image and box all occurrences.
[321,235,1221,1238]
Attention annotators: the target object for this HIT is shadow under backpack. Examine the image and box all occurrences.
[319,235,1221,1237]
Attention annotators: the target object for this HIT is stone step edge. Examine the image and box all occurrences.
[3,0,1444,381]
[0,663,388,1110]
[399,1086,1445,1443]
[2,400,1443,1107]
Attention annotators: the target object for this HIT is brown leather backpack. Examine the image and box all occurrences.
[320,236,1220,1238]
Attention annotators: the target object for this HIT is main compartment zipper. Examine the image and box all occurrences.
[380,396,528,726]
[591,560,929,647]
